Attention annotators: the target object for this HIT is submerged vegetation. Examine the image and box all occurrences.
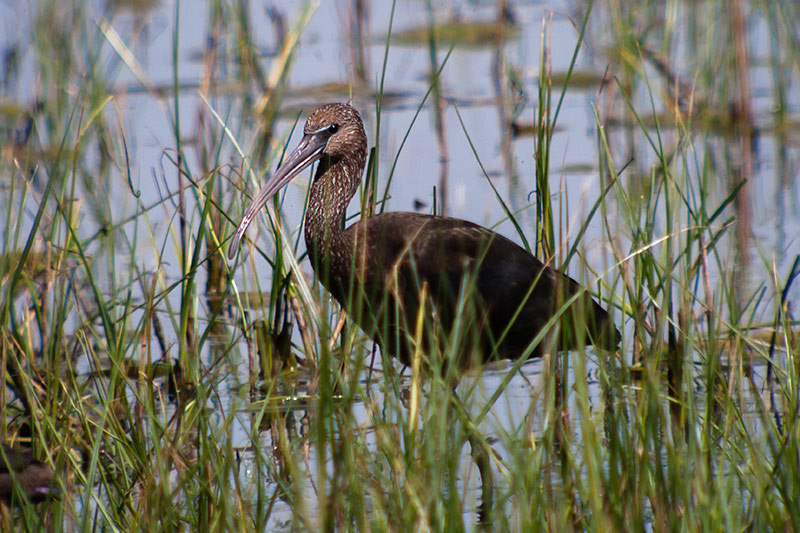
[0,0,799,530]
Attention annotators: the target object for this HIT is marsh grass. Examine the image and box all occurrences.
[1,0,799,530]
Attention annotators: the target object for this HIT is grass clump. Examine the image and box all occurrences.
[0,0,798,530]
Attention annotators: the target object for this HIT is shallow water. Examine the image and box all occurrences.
[1,0,798,528]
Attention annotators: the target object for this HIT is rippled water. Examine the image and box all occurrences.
[2,0,798,528]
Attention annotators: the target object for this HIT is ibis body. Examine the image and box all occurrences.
[230,103,619,367]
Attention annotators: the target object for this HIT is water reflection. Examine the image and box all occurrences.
[2,0,799,528]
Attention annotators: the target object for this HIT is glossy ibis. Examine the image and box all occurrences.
[229,103,619,368]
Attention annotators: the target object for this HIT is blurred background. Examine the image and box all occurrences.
[1,0,799,529]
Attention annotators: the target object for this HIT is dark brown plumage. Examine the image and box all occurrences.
[0,445,57,504]
[229,103,619,368]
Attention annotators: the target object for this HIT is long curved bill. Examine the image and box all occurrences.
[228,132,329,259]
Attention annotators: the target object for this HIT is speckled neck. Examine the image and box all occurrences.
[304,152,365,280]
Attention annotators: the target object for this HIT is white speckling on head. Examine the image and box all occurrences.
[303,104,369,280]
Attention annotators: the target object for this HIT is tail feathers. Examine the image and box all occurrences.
[587,298,620,350]
[558,291,620,351]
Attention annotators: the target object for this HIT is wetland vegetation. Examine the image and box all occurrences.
[0,0,799,530]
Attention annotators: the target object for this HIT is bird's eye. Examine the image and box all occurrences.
[328,124,339,134]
